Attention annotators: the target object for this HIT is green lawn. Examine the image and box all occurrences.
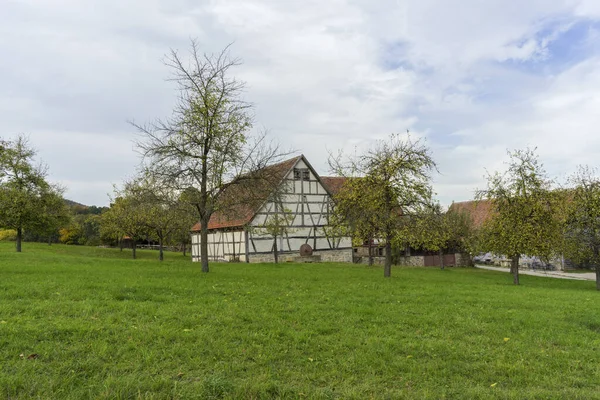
[1,243,600,399]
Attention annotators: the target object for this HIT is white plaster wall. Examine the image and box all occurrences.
[191,230,246,262]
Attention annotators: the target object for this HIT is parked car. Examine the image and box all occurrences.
[473,253,493,264]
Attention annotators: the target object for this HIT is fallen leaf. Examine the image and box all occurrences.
[406,355,413,359]
[490,382,498,387]
[504,338,510,342]
[19,353,24,359]
[0,321,6,324]
[183,329,192,332]
[308,358,314,362]
[27,354,39,360]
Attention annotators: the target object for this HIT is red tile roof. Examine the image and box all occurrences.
[320,176,347,196]
[191,156,302,231]
[448,199,494,229]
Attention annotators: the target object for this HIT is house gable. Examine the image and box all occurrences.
[191,155,352,262]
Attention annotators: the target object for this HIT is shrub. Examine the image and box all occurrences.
[0,229,17,241]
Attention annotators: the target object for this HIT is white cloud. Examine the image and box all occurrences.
[1,0,600,206]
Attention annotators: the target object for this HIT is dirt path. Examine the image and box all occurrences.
[475,265,596,281]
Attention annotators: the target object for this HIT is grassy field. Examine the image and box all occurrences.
[1,243,600,399]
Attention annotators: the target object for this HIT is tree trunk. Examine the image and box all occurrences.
[159,237,164,262]
[384,236,392,278]
[119,237,123,252]
[200,217,209,273]
[132,239,137,260]
[510,254,520,285]
[383,186,392,278]
[368,239,374,266]
[183,243,187,257]
[439,249,445,270]
[16,227,22,253]
[48,236,52,246]
[273,236,278,264]
[594,247,600,291]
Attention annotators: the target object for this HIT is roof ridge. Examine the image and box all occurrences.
[191,155,303,231]
[263,154,302,169]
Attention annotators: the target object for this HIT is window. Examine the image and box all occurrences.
[293,168,310,181]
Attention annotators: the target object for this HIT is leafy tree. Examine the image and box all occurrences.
[59,224,82,245]
[128,174,196,261]
[327,178,376,265]
[0,135,63,252]
[99,213,124,250]
[134,41,284,272]
[563,166,600,290]
[408,203,474,269]
[476,148,560,285]
[35,190,70,245]
[330,134,437,277]
[101,190,149,260]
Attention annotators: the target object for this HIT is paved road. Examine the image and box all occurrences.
[475,265,596,281]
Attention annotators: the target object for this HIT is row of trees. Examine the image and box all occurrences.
[326,138,600,290]
[327,134,473,277]
[0,137,197,258]
[0,140,200,259]
[101,175,197,260]
[476,149,600,290]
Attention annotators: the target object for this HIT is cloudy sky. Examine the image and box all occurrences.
[2,0,600,206]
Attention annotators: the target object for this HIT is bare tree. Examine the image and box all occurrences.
[133,40,284,272]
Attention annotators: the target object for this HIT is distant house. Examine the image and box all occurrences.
[448,199,494,229]
[449,199,570,270]
[190,155,353,263]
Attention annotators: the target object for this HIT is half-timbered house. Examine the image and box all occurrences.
[190,155,353,263]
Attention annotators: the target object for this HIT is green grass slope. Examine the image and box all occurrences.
[1,242,600,399]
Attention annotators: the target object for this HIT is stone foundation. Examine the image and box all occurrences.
[355,255,474,267]
[248,249,353,264]
[293,255,322,263]
[313,249,353,263]
[356,256,385,265]
[356,255,426,266]
[397,255,426,267]
[455,253,473,267]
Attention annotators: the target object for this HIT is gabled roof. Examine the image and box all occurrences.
[191,155,302,231]
[320,176,347,196]
[448,199,494,229]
